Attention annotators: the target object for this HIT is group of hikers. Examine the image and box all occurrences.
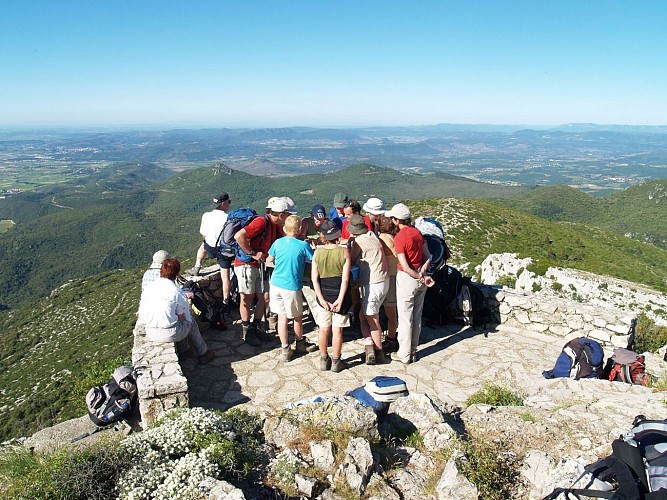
[138,191,435,372]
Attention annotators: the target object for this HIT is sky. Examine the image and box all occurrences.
[1,1,666,128]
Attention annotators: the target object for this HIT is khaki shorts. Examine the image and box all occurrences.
[235,265,268,295]
[361,279,389,316]
[302,285,351,328]
[269,285,303,319]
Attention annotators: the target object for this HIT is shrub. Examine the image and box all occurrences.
[552,281,563,292]
[455,437,522,499]
[635,313,667,353]
[526,260,548,277]
[466,383,524,407]
[1,439,128,499]
[532,282,542,292]
[495,275,517,288]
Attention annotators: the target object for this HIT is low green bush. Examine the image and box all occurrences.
[495,275,517,288]
[466,383,524,407]
[635,313,667,353]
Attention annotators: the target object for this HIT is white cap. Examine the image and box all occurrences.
[150,250,170,269]
[267,197,290,213]
[384,203,411,220]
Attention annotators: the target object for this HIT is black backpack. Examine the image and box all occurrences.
[182,280,227,330]
[423,265,489,328]
[85,366,137,427]
[544,415,667,499]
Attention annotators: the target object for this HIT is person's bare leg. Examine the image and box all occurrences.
[277,314,289,347]
[220,268,231,302]
[319,325,332,356]
[293,315,304,340]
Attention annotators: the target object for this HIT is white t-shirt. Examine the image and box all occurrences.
[200,209,228,247]
[138,278,191,328]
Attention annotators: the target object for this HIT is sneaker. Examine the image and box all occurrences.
[320,356,332,371]
[390,352,411,365]
[382,338,399,353]
[242,326,261,347]
[331,357,348,373]
[295,338,318,353]
[280,346,294,362]
[198,350,216,364]
[365,344,376,365]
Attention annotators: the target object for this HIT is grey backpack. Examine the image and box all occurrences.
[86,365,137,427]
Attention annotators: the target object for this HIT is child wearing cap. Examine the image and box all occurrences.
[267,215,317,362]
[310,220,352,372]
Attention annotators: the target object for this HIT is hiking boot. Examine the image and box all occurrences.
[391,352,411,365]
[382,338,399,353]
[375,347,386,364]
[365,344,376,365]
[331,357,348,373]
[253,322,274,343]
[242,325,261,347]
[320,355,332,371]
[198,349,216,364]
[280,346,294,363]
[186,265,201,276]
[295,338,318,354]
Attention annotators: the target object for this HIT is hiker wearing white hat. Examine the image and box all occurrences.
[362,197,386,235]
[385,203,434,364]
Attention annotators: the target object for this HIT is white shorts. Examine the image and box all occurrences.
[315,308,351,329]
[269,285,303,319]
[361,278,389,316]
[235,265,268,295]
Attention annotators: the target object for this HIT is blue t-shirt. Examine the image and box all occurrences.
[268,236,314,291]
[330,207,344,230]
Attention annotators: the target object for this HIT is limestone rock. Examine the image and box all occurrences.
[437,453,478,500]
[199,477,246,499]
[341,437,374,494]
[311,439,336,471]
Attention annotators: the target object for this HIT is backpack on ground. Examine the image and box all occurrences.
[86,365,137,427]
[604,348,651,386]
[365,376,409,402]
[345,386,389,415]
[543,338,604,380]
[422,265,490,328]
[543,415,667,499]
[217,208,269,263]
[414,216,451,273]
[182,280,227,330]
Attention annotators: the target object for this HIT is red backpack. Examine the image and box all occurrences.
[605,348,651,386]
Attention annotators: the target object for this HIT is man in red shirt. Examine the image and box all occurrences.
[234,198,290,345]
[384,203,433,364]
[341,200,373,241]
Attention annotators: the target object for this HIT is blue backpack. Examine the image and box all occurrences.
[217,208,268,263]
[543,337,604,380]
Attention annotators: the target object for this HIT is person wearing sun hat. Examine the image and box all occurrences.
[234,197,291,346]
[384,203,434,364]
[362,197,386,234]
[142,250,171,293]
[348,214,389,365]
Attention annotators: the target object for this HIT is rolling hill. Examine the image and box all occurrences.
[495,180,667,249]
[0,162,524,309]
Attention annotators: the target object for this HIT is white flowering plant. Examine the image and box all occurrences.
[118,407,263,500]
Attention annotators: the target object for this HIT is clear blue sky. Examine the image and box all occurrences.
[1,1,666,128]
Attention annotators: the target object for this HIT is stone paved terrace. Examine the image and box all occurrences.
[181,315,665,415]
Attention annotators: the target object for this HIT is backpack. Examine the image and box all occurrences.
[217,208,269,263]
[422,265,490,328]
[86,366,137,427]
[345,386,389,416]
[182,280,227,330]
[543,338,604,380]
[414,216,451,273]
[604,348,651,386]
[544,415,667,499]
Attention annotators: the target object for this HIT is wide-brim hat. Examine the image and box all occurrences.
[347,214,368,235]
[362,197,385,215]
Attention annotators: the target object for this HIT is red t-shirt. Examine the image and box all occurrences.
[394,225,424,272]
[341,215,373,239]
[234,215,284,268]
